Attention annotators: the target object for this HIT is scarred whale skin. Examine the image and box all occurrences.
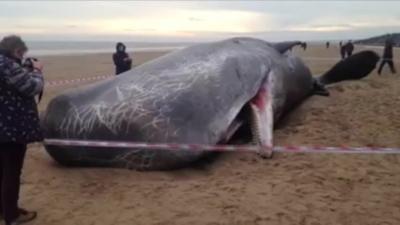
[42,37,379,170]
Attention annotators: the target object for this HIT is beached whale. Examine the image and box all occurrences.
[42,37,379,170]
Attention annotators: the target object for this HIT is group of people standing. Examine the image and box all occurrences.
[327,37,397,75]
[114,38,397,76]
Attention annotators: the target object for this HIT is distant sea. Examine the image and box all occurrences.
[25,41,196,56]
[25,40,382,57]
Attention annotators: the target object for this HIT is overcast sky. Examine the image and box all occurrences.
[0,1,399,42]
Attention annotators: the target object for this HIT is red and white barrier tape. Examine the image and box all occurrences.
[45,75,112,87]
[44,139,400,154]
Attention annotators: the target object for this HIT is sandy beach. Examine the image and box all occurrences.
[14,44,400,225]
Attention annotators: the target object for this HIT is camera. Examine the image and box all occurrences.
[23,57,38,71]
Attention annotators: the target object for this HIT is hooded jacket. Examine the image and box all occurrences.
[112,42,132,75]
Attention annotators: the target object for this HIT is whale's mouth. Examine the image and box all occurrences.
[249,86,273,147]
[222,84,273,157]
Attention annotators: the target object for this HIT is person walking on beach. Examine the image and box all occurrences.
[301,42,307,50]
[0,35,43,225]
[340,40,354,59]
[113,42,132,75]
[345,40,354,57]
[326,41,330,48]
[378,36,397,75]
[340,44,346,59]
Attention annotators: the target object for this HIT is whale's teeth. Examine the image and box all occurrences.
[250,104,262,145]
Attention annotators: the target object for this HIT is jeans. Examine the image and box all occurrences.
[378,59,397,74]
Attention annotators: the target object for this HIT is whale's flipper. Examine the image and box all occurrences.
[272,41,304,54]
[317,50,380,86]
[312,79,330,96]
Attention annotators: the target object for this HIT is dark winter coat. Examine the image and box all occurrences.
[0,51,44,144]
[383,39,394,59]
[112,42,132,75]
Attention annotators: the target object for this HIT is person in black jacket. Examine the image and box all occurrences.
[301,42,307,50]
[0,35,43,225]
[112,42,132,75]
[340,40,354,59]
[345,40,354,58]
[348,40,354,57]
[378,37,397,75]
[340,44,346,59]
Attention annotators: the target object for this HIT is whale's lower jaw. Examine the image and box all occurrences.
[45,144,210,171]
[218,79,274,158]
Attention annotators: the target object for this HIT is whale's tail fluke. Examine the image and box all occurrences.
[317,50,380,86]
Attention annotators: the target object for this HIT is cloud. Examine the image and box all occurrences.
[0,6,273,37]
[1,1,400,41]
[66,25,78,29]
[282,14,400,33]
[78,9,273,36]
[288,25,354,32]
[188,17,203,22]
[310,24,354,29]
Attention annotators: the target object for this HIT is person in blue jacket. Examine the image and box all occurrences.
[0,35,43,225]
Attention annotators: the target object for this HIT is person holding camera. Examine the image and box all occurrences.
[113,42,132,75]
[0,35,44,225]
